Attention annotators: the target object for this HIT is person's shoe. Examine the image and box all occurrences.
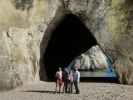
[76,91,80,94]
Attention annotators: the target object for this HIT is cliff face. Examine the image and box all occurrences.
[64,0,133,84]
[0,0,133,90]
[0,0,62,90]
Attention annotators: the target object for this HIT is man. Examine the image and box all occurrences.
[73,67,80,94]
[63,68,69,93]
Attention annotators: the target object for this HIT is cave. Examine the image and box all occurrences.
[41,14,97,81]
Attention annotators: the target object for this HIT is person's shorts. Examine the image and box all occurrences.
[56,79,63,86]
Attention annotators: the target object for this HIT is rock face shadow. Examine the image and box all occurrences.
[23,90,56,94]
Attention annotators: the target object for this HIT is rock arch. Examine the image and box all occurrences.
[39,12,98,80]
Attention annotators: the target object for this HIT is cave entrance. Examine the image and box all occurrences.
[42,14,97,81]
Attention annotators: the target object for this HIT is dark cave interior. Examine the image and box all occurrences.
[42,14,97,81]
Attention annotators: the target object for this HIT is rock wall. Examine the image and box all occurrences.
[0,0,133,91]
[0,0,62,90]
[80,45,108,70]
[64,0,133,84]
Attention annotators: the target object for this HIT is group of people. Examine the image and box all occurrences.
[55,66,80,94]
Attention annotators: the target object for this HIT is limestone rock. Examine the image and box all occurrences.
[0,0,133,91]
[79,45,108,70]
[89,45,108,69]
[80,54,91,70]
[64,0,133,84]
[0,0,62,91]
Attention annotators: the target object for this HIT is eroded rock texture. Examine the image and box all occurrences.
[64,0,133,84]
[80,45,108,70]
[0,0,133,90]
[0,0,62,90]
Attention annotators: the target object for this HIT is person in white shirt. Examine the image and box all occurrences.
[73,67,80,94]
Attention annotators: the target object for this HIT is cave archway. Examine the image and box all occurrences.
[40,14,98,81]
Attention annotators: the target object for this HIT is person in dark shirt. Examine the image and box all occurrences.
[63,68,69,93]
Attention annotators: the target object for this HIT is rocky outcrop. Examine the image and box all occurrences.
[80,45,108,70]
[0,0,133,91]
[0,0,62,90]
[63,0,133,84]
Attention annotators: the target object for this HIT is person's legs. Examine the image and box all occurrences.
[63,81,66,92]
[59,79,64,93]
[62,81,65,93]
[59,85,61,93]
[55,79,58,92]
[73,81,76,93]
[68,80,71,93]
[76,81,80,94]
[70,82,73,93]
[61,81,64,93]
[74,81,80,94]
[64,80,67,93]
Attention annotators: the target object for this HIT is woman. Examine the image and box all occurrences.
[55,67,64,93]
